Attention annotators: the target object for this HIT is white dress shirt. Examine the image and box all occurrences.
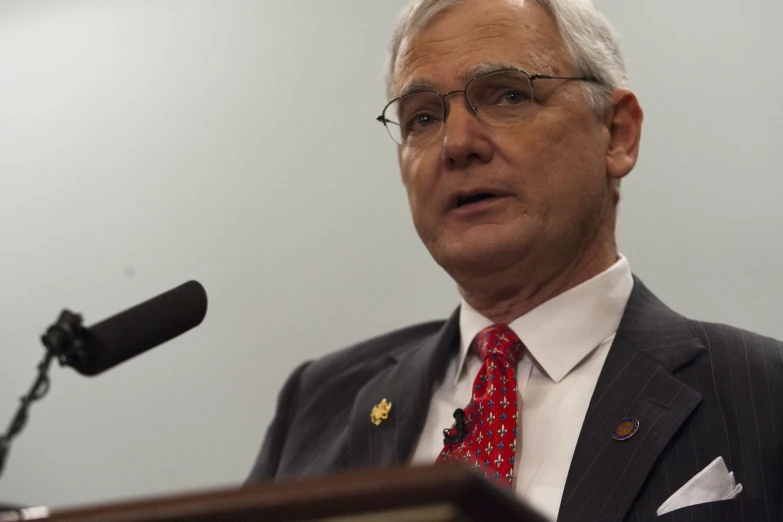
[410,256,634,521]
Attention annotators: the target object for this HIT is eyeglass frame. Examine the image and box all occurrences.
[376,67,601,145]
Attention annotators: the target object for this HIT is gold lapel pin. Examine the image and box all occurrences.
[370,398,392,426]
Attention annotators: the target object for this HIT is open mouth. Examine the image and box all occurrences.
[456,193,498,208]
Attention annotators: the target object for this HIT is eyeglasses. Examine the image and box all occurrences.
[376,68,599,147]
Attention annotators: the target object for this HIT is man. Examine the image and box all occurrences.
[247,0,783,520]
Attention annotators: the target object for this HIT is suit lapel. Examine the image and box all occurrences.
[558,278,706,522]
[347,309,460,469]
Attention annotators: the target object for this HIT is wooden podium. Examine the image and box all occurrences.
[35,465,548,521]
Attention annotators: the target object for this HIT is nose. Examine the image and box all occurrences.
[441,94,493,170]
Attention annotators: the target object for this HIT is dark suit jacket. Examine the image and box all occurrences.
[247,278,783,521]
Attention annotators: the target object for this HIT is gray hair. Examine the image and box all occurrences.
[386,0,628,114]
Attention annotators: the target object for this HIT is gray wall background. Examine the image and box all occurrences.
[0,0,781,509]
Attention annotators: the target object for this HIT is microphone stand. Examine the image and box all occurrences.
[0,352,54,478]
[0,310,88,480]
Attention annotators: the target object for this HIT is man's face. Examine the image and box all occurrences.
[393,0,617,282]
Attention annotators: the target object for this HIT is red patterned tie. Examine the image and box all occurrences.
[437,324,524,490]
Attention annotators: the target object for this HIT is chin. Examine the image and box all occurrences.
[434,236,528,276]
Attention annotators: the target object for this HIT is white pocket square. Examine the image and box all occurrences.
[656,456,743,516]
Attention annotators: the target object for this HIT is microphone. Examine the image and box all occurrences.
[0,281,208,480]
[41,280,208,376]
[442,408,468,445]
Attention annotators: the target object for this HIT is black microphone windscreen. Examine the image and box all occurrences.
[75,281,208,376]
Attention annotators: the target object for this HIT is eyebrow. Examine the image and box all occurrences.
[468,62,524,78]
[395,62,526,99]
[397,78,436,99]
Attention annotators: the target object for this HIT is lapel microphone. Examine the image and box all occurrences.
[442,408,468,445]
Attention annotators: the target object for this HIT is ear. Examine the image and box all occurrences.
[605,89,643,181]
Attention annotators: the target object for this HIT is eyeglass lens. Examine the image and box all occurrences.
[382,70,534,146]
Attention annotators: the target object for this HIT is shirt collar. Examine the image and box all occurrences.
[456,255,634,385]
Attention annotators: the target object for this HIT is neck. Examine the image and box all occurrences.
[457,235,618,325]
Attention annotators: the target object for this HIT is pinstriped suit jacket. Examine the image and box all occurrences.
[248,278,783,520]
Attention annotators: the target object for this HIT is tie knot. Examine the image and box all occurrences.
[474,324,524,364]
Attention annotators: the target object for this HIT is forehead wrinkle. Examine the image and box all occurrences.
[395,61,514,99]
[393,45,481,97]
[395,50,561,100]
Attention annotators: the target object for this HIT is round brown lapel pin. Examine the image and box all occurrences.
[613,418,640,441]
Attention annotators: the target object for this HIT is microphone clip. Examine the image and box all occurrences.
[41,310,89,369]
[442,408,469,445]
